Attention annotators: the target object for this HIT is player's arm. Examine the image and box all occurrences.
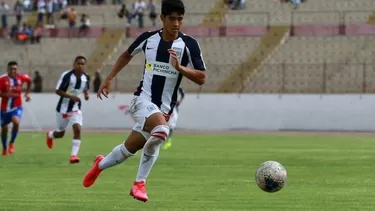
[169,38,206,85]
[23,74,32,101]
[55,72,80,102]
[105,32,151,82]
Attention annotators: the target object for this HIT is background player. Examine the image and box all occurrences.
[46,56,90,164]
[0,61,31,156]
[162,87,185,150]
[83,0,206,202]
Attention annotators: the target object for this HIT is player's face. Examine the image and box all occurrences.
[74,59,86,73]
[161,13,183,35]
[7,65,17,78]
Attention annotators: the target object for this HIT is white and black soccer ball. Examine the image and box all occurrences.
[255,161,287,193]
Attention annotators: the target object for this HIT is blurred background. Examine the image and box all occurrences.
[0,0,374,94]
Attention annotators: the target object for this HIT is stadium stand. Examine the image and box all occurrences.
[2,0,375,93]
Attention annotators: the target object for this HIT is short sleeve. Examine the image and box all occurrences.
[127,31,154,56]
[184,36,206,71]
[56,72,70,91]
[20,74,31,83]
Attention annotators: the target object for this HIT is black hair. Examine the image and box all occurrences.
[7,61,18,67]
[74,56,87,63]
[161,0,185,16]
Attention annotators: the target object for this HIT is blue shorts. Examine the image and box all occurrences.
[1,107,23,127]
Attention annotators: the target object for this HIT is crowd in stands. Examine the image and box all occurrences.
[118,0,157,28]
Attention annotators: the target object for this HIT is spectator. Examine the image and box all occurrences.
[46,0,54,27]
[32,71,43,92]
[117,4,130,26]
[0,1,9,29]
[14,0,24,26]
[147,0,157,27]
[133,0,146,28]
[68,8,76,28]
[93,71,101,93]
[31,22,42,44]
[37,0,46,24]
[78,13,90,36]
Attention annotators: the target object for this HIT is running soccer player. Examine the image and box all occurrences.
[162,87,185,150]
[83,0,206,202]
[0,61,32,156]
[46,56,90,164]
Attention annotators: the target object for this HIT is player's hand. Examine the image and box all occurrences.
[24,93,31,102]
[70,96,81,102]
[168,49,182,71]
[97,79,111,100]
[84,94,89,101]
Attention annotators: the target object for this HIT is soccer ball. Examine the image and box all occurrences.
[255,161,287,193]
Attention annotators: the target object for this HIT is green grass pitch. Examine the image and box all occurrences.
[0,132,374,211]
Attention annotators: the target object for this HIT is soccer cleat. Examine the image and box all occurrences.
[83,155,104,187]
[46,131,53,149]
[129,181,148,202]
[2,149,7,156]
[8,143,14,154]
[70,155,80,164]
[162,139,172,150]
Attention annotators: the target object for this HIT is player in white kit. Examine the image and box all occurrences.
[82,0,206,202]
[162,87,184,150]
[45,56,90,164]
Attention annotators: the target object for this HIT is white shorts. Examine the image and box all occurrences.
[168,110,179,130]
[128,96,162,139]
[55,110,83,131]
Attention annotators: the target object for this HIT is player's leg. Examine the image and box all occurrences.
[1,111,11,156]
[83,98,149,187]
[130,109,170,202]
[46,112,69,149]
[8,107,23,154]
[69,111,83,164]
[82,130,145,188]
[163,111,178,150]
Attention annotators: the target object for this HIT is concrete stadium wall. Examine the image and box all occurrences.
[18,94,375,132]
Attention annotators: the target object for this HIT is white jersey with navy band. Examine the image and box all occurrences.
[55,70,90,113]
[127,29,206,115]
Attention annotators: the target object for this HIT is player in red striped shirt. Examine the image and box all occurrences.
[0,61,32,156]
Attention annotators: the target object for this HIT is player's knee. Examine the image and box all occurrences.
[144,125,169,154]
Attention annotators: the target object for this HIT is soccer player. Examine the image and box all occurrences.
[162,87,185,150]
[0,61,32,156]
[46,56,90,164]
[82,0,206,202]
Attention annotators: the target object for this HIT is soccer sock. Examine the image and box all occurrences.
[10,129,18,144]
[71,139,81,156]
[48,131,55,139]
[1,135,7,150]
[169,128,174,139]
[98,143,134,170]
[135,125,169,182]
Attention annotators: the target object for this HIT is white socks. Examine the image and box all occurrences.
[48,131,55,139]
[98,143,134,170]
[135,125,169,182]
[71,139,81,156]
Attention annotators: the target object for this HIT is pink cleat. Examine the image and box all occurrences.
[83,155,104,187]
[129,181,148,202]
